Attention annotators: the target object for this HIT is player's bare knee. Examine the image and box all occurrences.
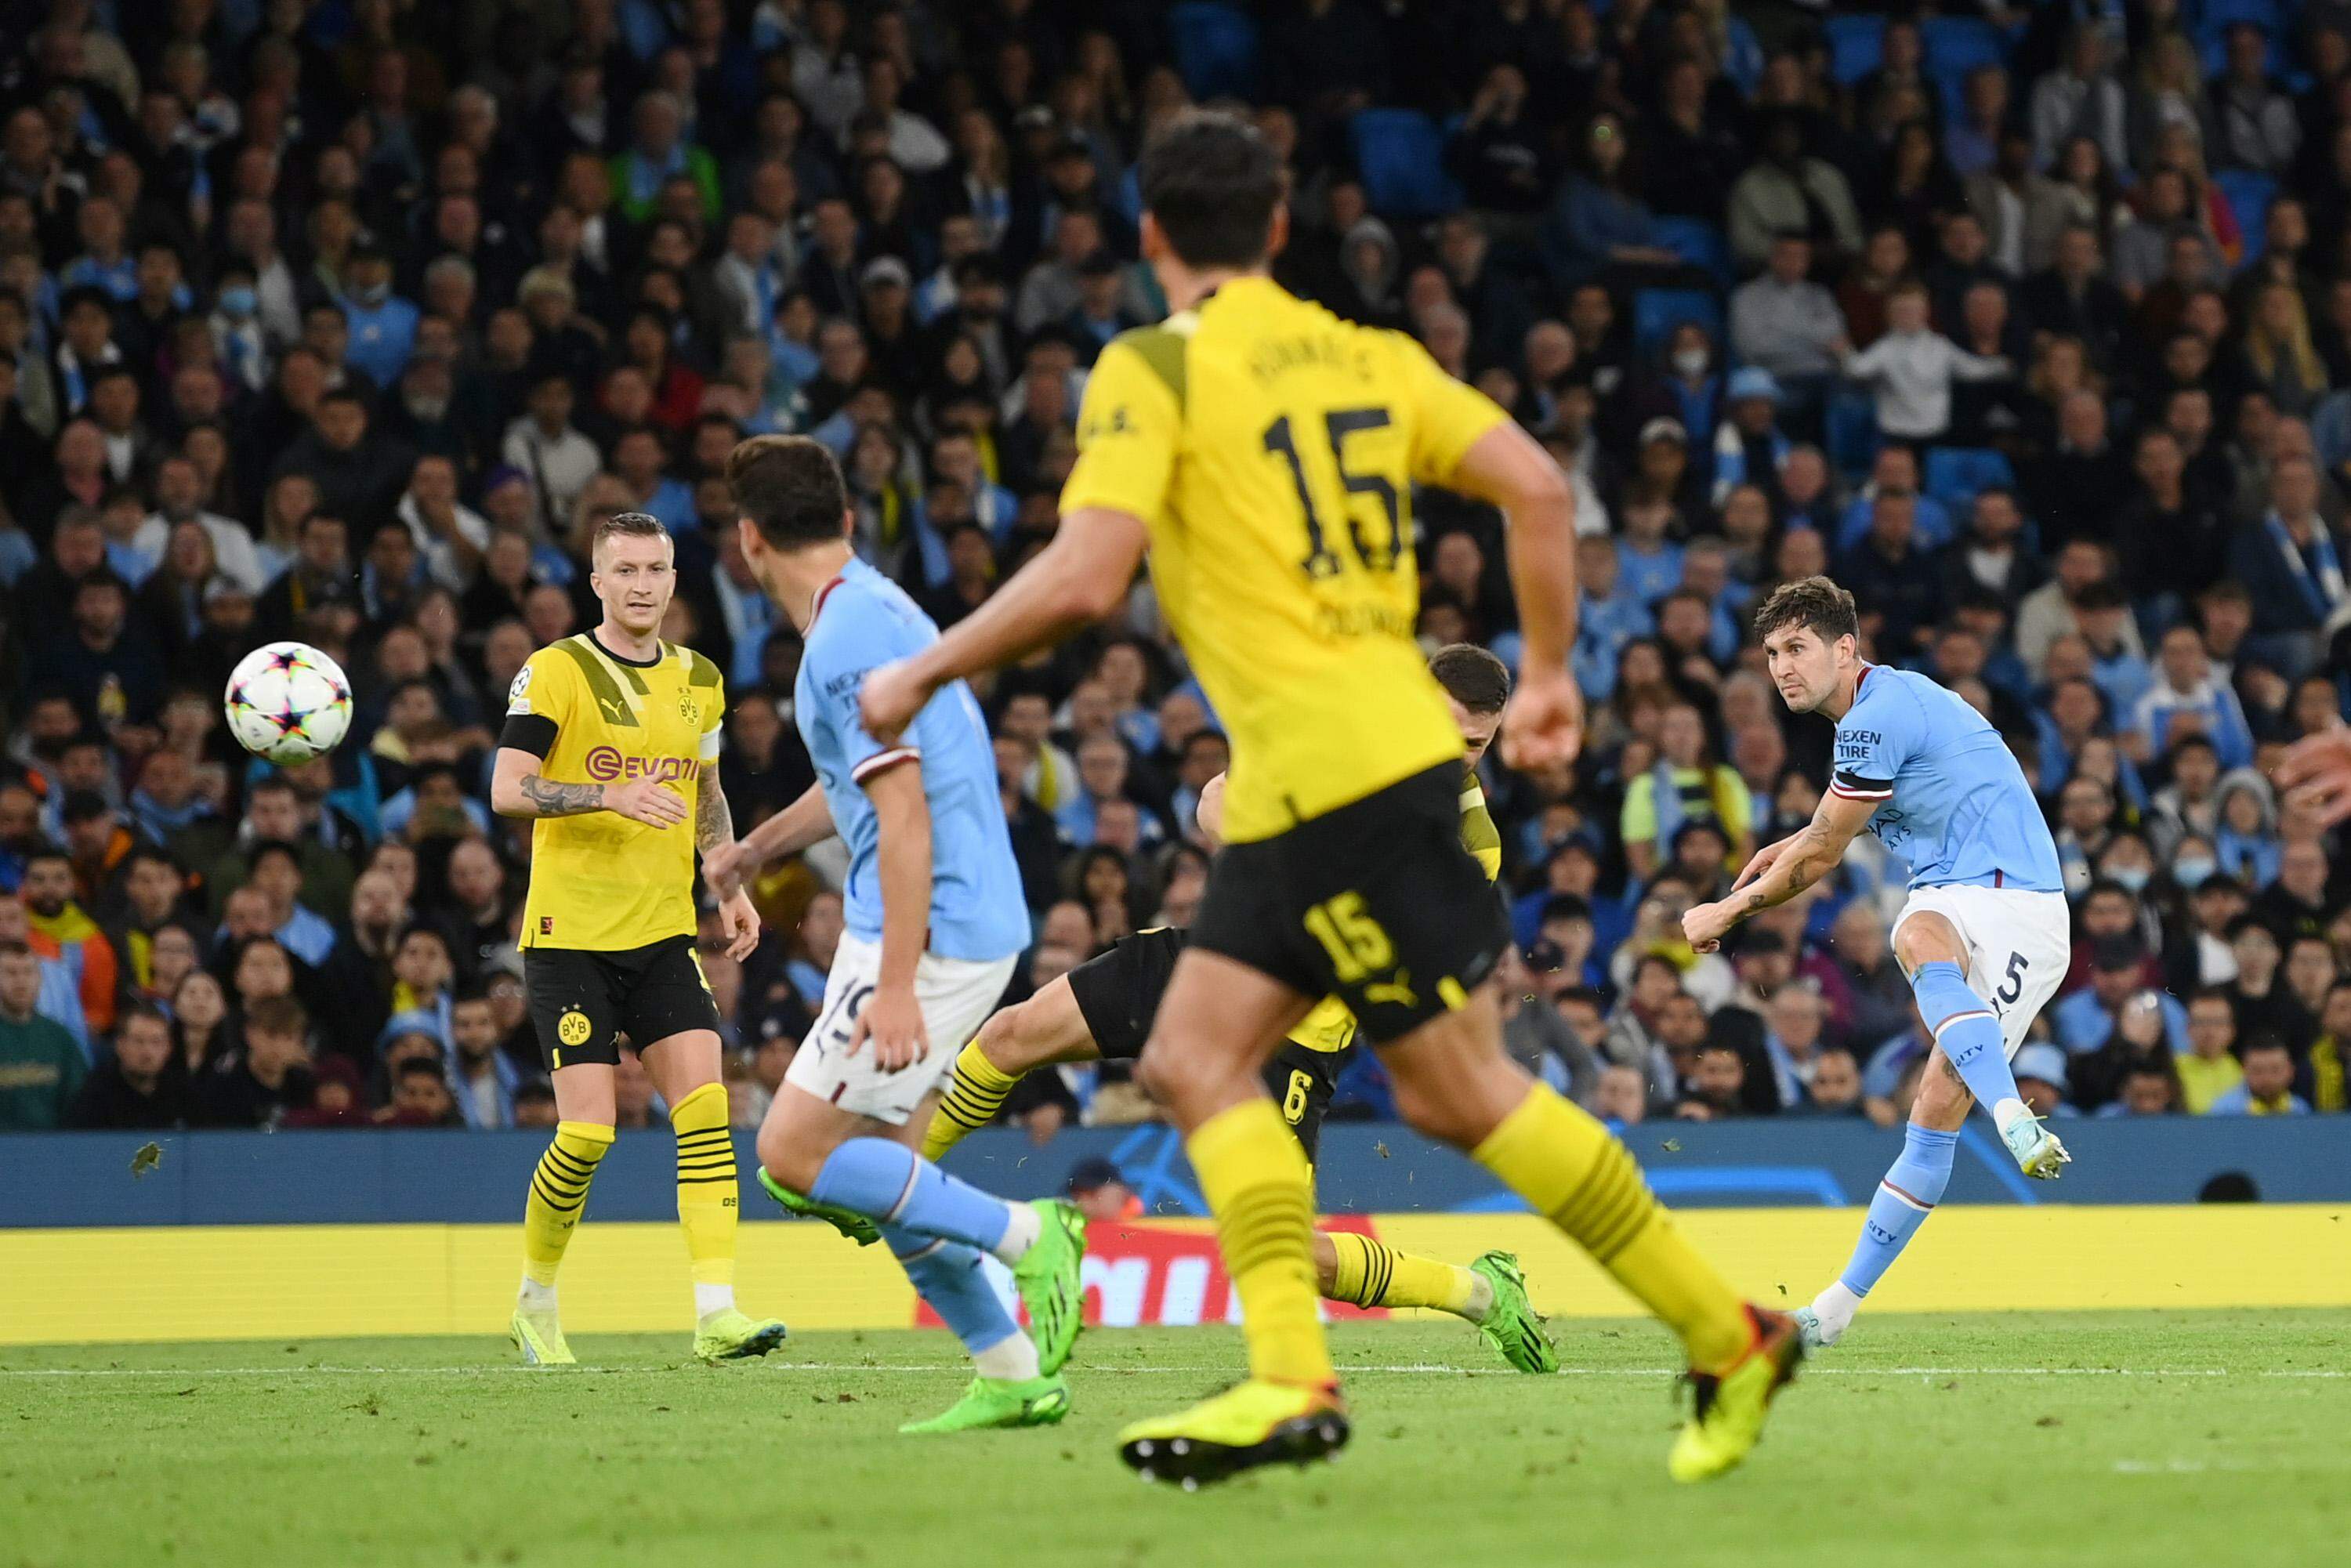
[1131,1033,1190,1108]
[1134,1029,1251,1116]
[1389,1050,1525,1149]
[971,1004,1032,1072]
[1893,912,1965,978]
[983,999,1065,1075]
[754,1118,823,1193]
[1310,1230,1339,1293]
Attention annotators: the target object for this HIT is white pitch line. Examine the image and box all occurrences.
[2,1362,2343,1380]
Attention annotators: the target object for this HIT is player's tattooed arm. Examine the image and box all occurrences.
[522,775,606,815]
[1683,788,1875,951]
[491,747,686,827]
[1736,788,1877,913]
[695,766,734,854]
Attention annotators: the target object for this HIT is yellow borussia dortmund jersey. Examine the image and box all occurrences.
[508,632,725,951]
[1061,277,1509,844]
[1286,775,1506,1055]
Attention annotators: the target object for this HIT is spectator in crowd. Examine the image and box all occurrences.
[1730,233,1848,427]
[195,994,316,1129]
[2208,1034,2310,1115]
[1842,281,2013,447]
[2177,990,2248,1114]
[0,940,85,1129]
[68,1003,188,1130]
[20,849,117,1056]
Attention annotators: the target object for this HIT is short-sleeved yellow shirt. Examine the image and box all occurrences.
[1060,277,1509,844]
[505,632,725,951]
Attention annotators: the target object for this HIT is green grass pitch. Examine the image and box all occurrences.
[8,1312,2347,1568]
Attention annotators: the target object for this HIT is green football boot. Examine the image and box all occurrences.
[900,1374,1071,1434]
[509,1305,575,1367]
[1010,1199,1088,1374]
[758,1167,882,1246]
[1469,1251,1559,1374]
[692,1307,790,1363]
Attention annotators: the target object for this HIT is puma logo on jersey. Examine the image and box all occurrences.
[599,695,632,722]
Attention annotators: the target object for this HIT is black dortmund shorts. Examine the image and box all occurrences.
[526,935,722,1070]
[1067,925,1346,1160]
[1190,761,1508,1048]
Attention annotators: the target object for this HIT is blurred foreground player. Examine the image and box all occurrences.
[860,110,1800,1487]
[922,646,1559,1374]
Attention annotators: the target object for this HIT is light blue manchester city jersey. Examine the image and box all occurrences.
[1828,664,2063,894]
[792,558,1029,961]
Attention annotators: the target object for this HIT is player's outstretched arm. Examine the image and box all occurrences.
[849,759,933,1073]
[1682,788,1875,951]
[860,507,1150,743]
[694,766,761,959]
[706,781,837,893]
[489,746,686,827]
[1445,422,1582,770]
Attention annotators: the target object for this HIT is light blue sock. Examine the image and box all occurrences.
[1838,1124,1958,1297]
[881,1222,1021,1357]
[1910,960,2023,1112]
[807,1137,1012,1255]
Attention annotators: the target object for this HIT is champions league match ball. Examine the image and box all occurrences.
[223,641,355,765]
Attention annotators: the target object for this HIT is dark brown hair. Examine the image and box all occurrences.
[727,434,849,549]
[1751,574,1860,646]
[1138,110,1283,269]
[1429,643,1512,714]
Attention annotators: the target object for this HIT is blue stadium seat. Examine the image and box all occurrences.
[1350,109,1462,219]
[1923,447,2016,512]
[2195,18,2290,82]
[1922,16,2007,74]
[2215,169,2278,260]
[1168,2,1259,102]
[1825,395,1882,479]
[1632,288,1723,355]
[2197,0,2284,37]
[1922,16,2008,118]
[1653,216,1731,284]
[1826,15,1886,85]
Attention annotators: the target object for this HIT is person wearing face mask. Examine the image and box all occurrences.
[336,244,419,389]
[209,264,273,394]
[2169,838,2221,897]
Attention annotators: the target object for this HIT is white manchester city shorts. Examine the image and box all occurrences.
[784,930,1018,1124]
[1891,882,2070,1057]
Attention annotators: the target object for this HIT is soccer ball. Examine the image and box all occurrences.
[224,642,354,765]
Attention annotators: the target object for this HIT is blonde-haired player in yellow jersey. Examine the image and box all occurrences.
[490,511,787,1367]
[861,110,1801,1485]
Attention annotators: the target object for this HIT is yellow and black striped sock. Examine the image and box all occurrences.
[1324,1233,1480,1317]
[921,1042,1023,1161]
[1191,1097,1335,1388]
[522,1120,616,1289]
[1471,1085,1748,1372]
[669,1083,739,1308]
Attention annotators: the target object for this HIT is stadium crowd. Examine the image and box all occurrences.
[2,0,2349,1142]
